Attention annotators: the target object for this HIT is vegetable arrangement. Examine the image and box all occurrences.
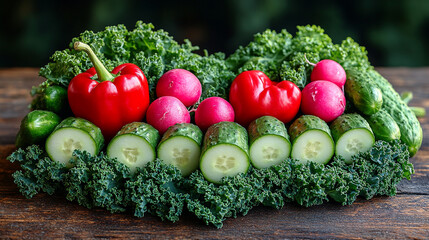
[7,22,422,228]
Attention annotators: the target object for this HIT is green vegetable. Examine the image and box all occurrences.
[107,122,160,174]
[157,123,203,176]
[248,116,291,169]
[45,117,104,167]
[15,110,61,148]
[288,115,335,164]
[344,70,383,115]
[7,139,414,228]
[365,109,401,142]
[352,69,423,156]
[31,84,71,117]
[125,159,188,222]
[330,113,375,163]
[200,122,250,184]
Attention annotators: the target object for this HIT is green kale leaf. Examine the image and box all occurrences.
[125,159,188,222]
[7,145,66,198]
[64,150,131,213]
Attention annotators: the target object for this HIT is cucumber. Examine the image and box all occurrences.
[248,116,291,169]
[288,115,334,164]
[348,69,422,156]
[157,123,203,176]
[15,110,61,148]
[365,109,401,142]
[200,121,250,184]
[46,117,104,167]
[107,122,160,174]
[31,85,71,117]
[330,113,375,164]
[344,70,383,115]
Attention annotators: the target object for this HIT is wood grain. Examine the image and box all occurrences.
[0,68,428,239]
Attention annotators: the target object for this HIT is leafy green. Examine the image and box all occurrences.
[7,140,413,228]
[36,21,234,102]
[63,150,131,213]
[7,145,66,198]
[125,159,188,222]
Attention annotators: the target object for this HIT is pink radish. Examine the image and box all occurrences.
[195,97,235,131]
[301,80,346,122]
[146,96,190,134]
[156,69,202,107]
[306,57,346,88]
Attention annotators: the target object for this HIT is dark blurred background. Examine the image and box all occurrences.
[1,0,429,67]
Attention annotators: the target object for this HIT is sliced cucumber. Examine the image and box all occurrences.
[200,121,250,184]
[46,117,104,168]
[157,123,203,176]
[248,116,291,169]
[289,115,334,164]
[330,113,375,164]
[107,122,160,173]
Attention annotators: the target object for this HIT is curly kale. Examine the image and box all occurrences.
[7,145,66,198]
[125,159,187,222]
[226,29,293,81]
[63,150,131,213]
[7,140,414,228]
[36,21,234,104]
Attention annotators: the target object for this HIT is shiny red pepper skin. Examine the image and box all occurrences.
[229,70,301,127]
[68,63,150,140]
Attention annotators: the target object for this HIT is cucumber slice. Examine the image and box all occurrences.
[157,123,203,176]
[200,122,250,184]
[248,116,291,169]
[107,122,160,173]
[330,113,375,164]
[46,117,104,168]
[289,115,334,164]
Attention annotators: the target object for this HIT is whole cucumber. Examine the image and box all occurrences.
[345,69,383,115]
[369,69,422,156]
[31,85,71,117]
[15,110,61,148]
[365,109,401,142]
[347,69,422,156]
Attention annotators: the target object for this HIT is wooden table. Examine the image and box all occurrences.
[0,68,428,239]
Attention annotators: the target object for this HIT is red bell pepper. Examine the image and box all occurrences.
[229,70,301,127]
[68,42,150,140]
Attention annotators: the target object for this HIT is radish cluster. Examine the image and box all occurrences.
[147,69,235,133]
[301,58,347,122]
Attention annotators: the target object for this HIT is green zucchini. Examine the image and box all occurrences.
[248,116,291,169]
[345,70,383,115]
[15,110,61,148]
[365,110,401,142]
[107,122,160,174]
[330,113,375,164]
[200,121,250,184]
[351,69,423,156]
[46,117,104,167]
[157,123,203,176]
[288,115,334,164]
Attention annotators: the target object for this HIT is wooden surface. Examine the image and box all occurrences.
[0,68,428,239]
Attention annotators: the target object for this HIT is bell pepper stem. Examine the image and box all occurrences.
[74,41,114,82]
